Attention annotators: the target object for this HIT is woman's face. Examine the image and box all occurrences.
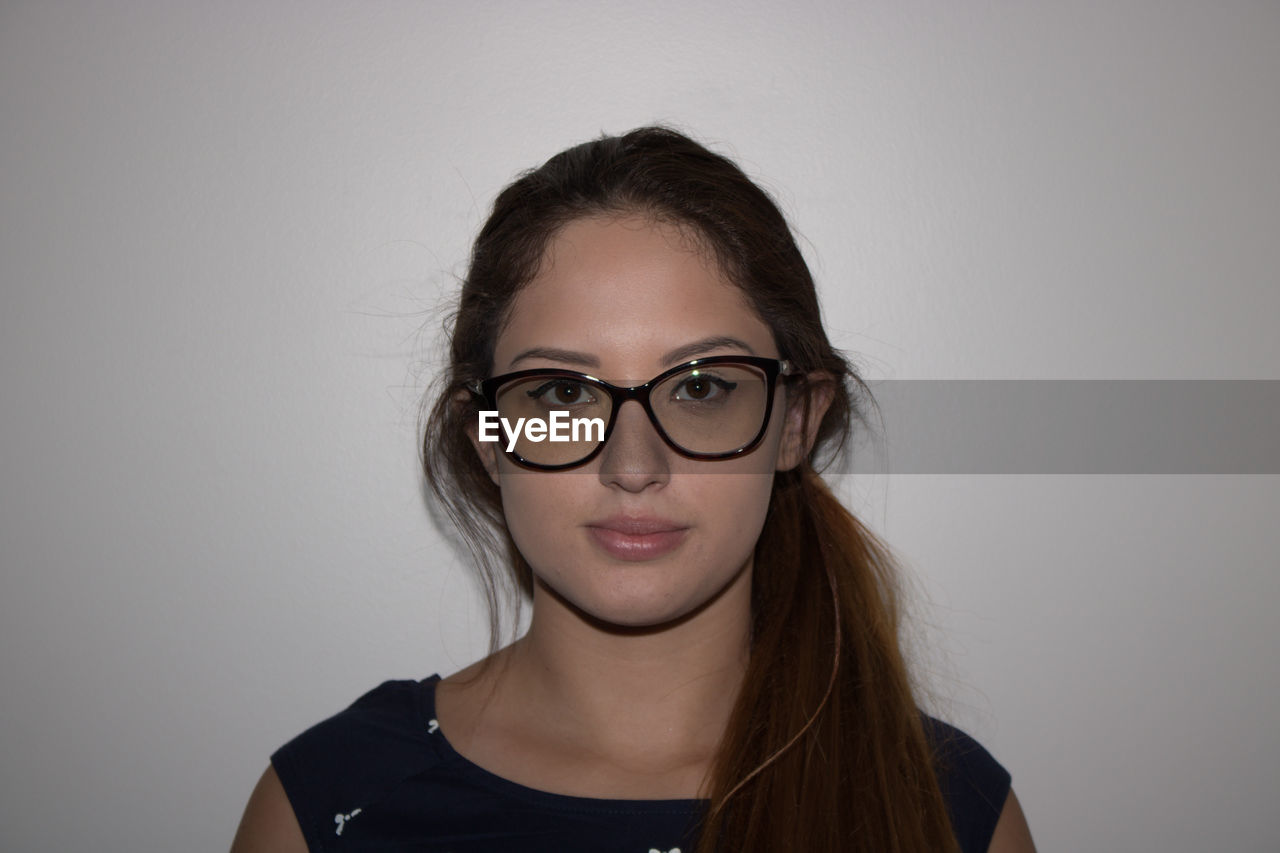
[474,214,812,630]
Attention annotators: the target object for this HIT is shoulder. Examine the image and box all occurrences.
[230,765,307,853]
[921,715,1013,853]
[269,678,441,850]
[988,787,1037,853]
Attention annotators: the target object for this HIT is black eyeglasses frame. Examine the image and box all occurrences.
[468,355,797,471]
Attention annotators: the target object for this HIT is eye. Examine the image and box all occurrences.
[672,373,737,403]
[527,379,597,407]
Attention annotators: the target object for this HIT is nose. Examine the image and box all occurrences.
[596,399,671,492]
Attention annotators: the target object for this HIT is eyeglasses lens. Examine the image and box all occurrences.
[494,377,611,467]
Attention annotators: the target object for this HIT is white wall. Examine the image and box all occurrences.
[2,2,1277,850]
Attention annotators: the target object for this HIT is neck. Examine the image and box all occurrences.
[506,558,752,770]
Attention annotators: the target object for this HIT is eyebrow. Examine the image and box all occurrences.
[507,336,759,371]
[661,336,758,366]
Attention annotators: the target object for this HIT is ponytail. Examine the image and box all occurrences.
[695,464,959,853]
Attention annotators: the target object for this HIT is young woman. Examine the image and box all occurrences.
[231,127,1036,853]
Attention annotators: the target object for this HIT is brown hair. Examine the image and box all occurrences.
[422,126,959,852]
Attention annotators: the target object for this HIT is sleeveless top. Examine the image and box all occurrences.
[272,676,1011,853]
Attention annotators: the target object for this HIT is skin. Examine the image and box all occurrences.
[229,214,1035,851]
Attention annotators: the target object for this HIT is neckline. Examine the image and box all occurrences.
[417,673,707,814]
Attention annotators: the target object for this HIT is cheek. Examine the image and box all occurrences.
[496,469,590,570]
[688,471,776,561]
[688,419,787,566]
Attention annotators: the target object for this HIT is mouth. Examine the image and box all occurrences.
[585,516,689,561]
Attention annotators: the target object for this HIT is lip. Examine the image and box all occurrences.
[585,515,689,561]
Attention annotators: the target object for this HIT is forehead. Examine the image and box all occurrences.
[492,215,776,376]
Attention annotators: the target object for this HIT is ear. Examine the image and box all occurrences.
[776,372,835,472]
[458,389,501,486]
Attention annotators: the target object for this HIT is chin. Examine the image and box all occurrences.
[578,599,703,632]
[547,581,690,630]
[542,563,746,633]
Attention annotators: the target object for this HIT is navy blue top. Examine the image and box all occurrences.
[272,676,1010,853]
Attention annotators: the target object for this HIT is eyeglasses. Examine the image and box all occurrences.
[470,356,796,470]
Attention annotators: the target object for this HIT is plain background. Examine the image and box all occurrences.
[2,2,1278,850]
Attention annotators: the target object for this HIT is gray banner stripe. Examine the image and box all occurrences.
[845,381,1280,474]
